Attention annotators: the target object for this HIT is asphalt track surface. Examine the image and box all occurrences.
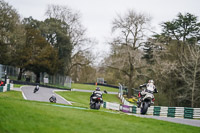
[132,114,200,127]
[21,86,71,105]
[17,86,200,127]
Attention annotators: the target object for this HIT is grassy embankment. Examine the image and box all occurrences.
[14,83,119,92]
[71,83,118,92]
[56,91,121,108]
[0,91,200,133]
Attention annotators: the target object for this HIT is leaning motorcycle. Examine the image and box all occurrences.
[90,95,103,110]
[138,90,155,114]
[33,87,39,93]
[49,96,57,103]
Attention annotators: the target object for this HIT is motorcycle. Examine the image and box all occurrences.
[90,95,103,110]
[49,95,57,103]
[33,86,39,93]
[138,90,155,114]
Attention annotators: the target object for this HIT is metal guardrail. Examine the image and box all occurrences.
[103,93,200,119]
[0,83,13,92]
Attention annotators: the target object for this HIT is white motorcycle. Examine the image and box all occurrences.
[139,91,155,114]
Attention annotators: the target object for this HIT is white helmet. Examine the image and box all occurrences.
[148,80,154,83]
[96,87,100,91]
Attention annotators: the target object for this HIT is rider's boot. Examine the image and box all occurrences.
[137,98,141,108]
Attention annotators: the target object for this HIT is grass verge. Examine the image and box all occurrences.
[13,84,23,88]
[71,83,118,92]
[0,91,200,133]
[56,91,121,108]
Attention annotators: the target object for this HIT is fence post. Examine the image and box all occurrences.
[118,83,123,96]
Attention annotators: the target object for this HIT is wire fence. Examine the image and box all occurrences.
[0,64,71,88]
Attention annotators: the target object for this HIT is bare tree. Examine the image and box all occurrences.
[45,5,86,48]
[178,44,200,107]
[108,10,151,97]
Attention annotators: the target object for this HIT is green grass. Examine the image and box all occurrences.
[13,83,71,89]
[13,84,23,88]
[71,83,118,92]
[0,91,200,133]
[13,83,118,92]
[56,91,121,108]
[42,83,71,89]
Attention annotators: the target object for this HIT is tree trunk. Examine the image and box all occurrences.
[35,73,40,83]
[191,60,197,108]
[127,75,133,98]
[17,68,23,80]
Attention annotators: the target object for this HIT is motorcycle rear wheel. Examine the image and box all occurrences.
[95,103,101,110]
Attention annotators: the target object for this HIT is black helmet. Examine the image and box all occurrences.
[96,87,100,91]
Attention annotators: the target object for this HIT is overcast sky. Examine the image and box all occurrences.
[5,0,200,56]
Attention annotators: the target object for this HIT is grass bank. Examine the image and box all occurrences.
[13,83,118,92]
[0,91,200,133]
[71,83,118,92]
[56,91,121,108]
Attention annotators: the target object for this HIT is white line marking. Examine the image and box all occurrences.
[53,90,72,105]
[20,86,27,100]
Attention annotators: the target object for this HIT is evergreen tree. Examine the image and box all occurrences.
[0,0,21,65]
[142,41,154,64]
[40,18,72,75]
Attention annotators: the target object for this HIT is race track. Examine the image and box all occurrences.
[19,86,200,127]
[21,86,71,105]
[132,114,200,127]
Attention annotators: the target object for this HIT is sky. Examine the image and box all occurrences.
[4,0,200,57]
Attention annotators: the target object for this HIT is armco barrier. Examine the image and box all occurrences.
[193,108,200,119]
[118,93,133,106]
[146,106,154,115]
[168,107,176,117]
[160,107,168,117]
[184,108,194,119]
[175,107,184,118]
[0,84,13,92]
[132,106,137,114]
[122,105,131,113]
[103,102,120,111]
[7,84,10,91]
[153,106,161,116]
[103,101,200,119]
[0,86,3,92]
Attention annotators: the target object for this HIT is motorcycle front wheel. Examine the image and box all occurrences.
[141,102,148,114]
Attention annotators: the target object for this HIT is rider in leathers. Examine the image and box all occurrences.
[137,80,158,107]
[90,87,103,104]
